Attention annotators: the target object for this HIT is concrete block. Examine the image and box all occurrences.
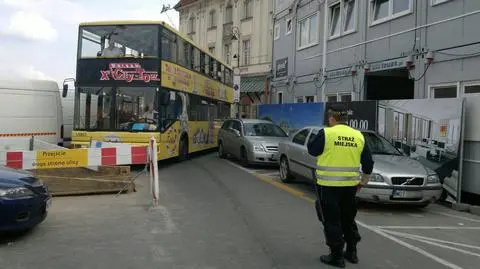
[469,205,480,216]
[452,203,470,212]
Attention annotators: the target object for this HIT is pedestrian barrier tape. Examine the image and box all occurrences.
[3,145,149,170]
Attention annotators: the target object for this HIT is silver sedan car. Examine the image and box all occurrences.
[278,126,443,207]
[218,119,289,166]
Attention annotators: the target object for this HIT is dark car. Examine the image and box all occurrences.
[0,166,51,232]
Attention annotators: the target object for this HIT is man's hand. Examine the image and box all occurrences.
[357,174,370,193]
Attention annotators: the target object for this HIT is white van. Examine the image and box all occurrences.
[0,78,63,149]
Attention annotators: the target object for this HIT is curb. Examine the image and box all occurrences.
[450,203,480,217]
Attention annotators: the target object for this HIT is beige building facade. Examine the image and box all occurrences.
[174,0,274,118]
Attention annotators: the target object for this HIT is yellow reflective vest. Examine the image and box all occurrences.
[315,124,365,187]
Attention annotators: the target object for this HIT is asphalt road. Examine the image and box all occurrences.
[1,153,479,269]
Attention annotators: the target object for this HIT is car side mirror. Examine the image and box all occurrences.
[62,84,68,98]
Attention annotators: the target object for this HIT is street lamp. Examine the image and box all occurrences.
[231,26,241,118]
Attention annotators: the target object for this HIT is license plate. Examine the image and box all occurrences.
[45,198,52,210]
[392,190,405,198]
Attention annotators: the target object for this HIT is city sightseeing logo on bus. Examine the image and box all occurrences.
[100,63,160,83]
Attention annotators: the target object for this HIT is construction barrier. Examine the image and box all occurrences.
[2,138,160,205]
[4,145,148,170]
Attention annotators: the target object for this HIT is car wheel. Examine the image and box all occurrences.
[240,147,250,167]
[279,156,294,183]
[218,142,227,158]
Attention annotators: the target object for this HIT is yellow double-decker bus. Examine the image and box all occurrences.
[66,20,235,160]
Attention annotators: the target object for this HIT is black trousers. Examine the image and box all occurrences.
[315,185,361,251]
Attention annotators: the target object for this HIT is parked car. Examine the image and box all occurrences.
[0,166,51,232]
[278,126,443,207]
[218,119,289,166]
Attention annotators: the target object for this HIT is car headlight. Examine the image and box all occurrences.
[0,187,34,199]
[427,174,440,184]
[369,173,385,183]
[252,144,265,152]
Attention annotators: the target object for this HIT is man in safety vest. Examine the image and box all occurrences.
[308,104,374,268]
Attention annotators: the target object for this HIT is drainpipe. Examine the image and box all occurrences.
[321,0,328,102]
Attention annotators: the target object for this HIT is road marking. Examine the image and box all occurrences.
[225,159,466,269]
[383,230,480,258]
[376,226,480,230]
[355,221,464,269]
[430,210,480,223]
[381,230,480,251]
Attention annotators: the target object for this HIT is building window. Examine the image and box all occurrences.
[343,0,356,32]
[298,12,318,49]
[244,0,253,19]
[188,16,196,34]
[224,44,231,65]
[274,24,280,40]
[225,5,233,23]
[286,18,292,35]
[326,95,337,102]
[277,92,283,104]
[340,93,352,102]
[209,10,217,28]
[295,97,304,103]
[464,84,480,95]
[209,46,215,55]
[242,39,251,65]
[330,3,341,37]
[431,0,452,6]
[430,85,458,98]
[305,96,315,103]
[371,0,412,25]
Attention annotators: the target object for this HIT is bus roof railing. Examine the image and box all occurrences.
[79,20,232,70]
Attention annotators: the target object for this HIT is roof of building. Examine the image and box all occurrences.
[174,0,197,10]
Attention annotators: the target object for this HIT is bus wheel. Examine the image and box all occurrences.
[178,136,189,161]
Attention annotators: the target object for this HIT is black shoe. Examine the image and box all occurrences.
[344,249,359,264]
[320,254,346,268]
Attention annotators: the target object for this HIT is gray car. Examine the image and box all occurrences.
[218,119,289,166]
[278,126,443,207]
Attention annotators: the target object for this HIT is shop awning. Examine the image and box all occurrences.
[240,76,266,93]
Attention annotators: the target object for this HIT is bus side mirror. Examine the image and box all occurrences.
[62,84,68,98]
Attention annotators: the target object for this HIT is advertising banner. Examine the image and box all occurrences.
[323,101,377,131]
[76,58,160,87]
[257,103,324,134]
[378,98,465,203]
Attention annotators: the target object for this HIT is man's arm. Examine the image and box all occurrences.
[307,129,325,157]
[359,141,374,185]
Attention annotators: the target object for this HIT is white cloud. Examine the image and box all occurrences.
[2,11,57,41]
[25,65,55,81]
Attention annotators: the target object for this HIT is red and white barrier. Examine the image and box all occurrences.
[3,145,148,170]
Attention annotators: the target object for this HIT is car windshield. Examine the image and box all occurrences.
[244,123,287,137]
[362,132,402,156]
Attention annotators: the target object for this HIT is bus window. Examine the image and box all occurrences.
[210,58,216,79]
[79,25,159,58]
[177,38,186,67]
[162,28,177,62]
[225,69,232,85]
[185,42,192,69]
[193,47,201,72]
[199,52,205,73]
[218,64,224,83]
[204,54,210,76]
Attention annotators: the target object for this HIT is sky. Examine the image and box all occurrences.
[0,0,179,85]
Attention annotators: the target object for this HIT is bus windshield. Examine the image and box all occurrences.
[79,24,159,58]
[74,87,184,132]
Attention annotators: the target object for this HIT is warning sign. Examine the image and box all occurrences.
[33,149,88,169]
